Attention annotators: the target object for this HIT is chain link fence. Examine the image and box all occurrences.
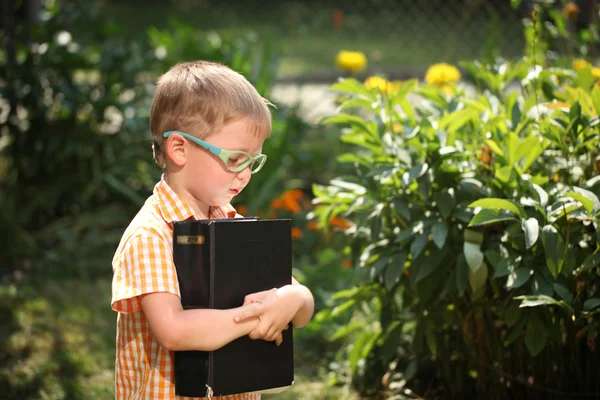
[133,0,530,80]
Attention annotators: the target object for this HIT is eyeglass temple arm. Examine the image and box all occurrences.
[163,131,222,157]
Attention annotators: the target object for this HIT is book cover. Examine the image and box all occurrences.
[172,218,294,397]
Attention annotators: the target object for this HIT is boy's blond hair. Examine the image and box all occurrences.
[150,60,272,168]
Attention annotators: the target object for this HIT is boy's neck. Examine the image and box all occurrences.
[164,172,211,219]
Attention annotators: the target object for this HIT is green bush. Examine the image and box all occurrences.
[312,58,600,399]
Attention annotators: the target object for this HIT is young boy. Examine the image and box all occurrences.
[111,60,314,400]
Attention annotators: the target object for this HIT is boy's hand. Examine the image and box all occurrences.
[242,288,276,306]
[234,286,301,344]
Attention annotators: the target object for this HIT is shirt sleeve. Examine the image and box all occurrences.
[111,233,180,313]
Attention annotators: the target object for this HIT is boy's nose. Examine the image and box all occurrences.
[236,164,252,182]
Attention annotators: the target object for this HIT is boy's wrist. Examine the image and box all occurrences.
[277,284,307,313]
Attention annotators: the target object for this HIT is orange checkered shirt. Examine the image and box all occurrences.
[111,175,260,400]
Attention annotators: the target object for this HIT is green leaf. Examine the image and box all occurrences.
[510,0,522,10]
[468,209,518,227]
[515,294,560,308]
[521,136,545,172]
[553,283,573,305]
[507,268,532,289]
[542,225,564,278]
[572,187,600,213]
[330,78,372,97]
[348,330,378,373]
[484,139,504,157]
[433,192,455,218]
[393,200,411,221]
[530,183,549,207]
[495,166,514,183]
[583,298,600,311]
[468,262,488,293]
[531,272,553,296]
[469,198,523,217]
[369,254,390,279]
[464,241,484,271]
[456,254,468,297]
[493,257,517,278]
[504,316,526,347]
[410,233,429,258]
[338,98,376,111]
[384,252,407,291]
[432,222,448,249]
[415,247,449,282]
[525,318,547,357]
[565,192,594,215]
[321,114,375,137]
[592,84,600,116]
[402,163,428,186]
[521,217,539,249]
[425,321,438,355]
[506,132,519,165]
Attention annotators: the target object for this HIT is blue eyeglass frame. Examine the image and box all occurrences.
[163,130,267,174]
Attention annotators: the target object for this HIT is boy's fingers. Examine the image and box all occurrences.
[275,333,283,346]
[233,302,262,323]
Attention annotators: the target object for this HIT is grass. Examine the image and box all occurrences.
[0,278,356,399]
[97,0,525,79]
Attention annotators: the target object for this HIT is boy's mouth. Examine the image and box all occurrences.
[229,188,240,195]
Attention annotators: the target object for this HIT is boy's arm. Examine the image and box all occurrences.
[287,277,314,328]
[141,292,262,351]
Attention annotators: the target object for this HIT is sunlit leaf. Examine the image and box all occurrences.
[468,209,519,227]
[521,217,539,249]
[507,268,532,289]
[464,241,484,271]
[469,198,523,217]
[468,262,488,293]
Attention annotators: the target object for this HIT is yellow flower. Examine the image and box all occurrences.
[572,59,591,70]
[335,51,367,74]
[562,2,580,20]
[592,67,600,79]
[424,63,461,86]
[546,100,570,110]
[364,76,402,94]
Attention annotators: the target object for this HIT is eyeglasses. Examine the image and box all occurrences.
[163,130,267,174]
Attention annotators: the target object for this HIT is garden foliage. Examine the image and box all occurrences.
[313,58,600,398]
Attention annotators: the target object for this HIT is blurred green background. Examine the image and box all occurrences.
[2,0,600,399]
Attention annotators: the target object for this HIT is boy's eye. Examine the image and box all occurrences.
[227,154,249,168]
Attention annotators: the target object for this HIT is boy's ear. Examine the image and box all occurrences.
[164,134,187,167]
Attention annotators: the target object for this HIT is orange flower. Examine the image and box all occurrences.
[291,227,303,240]
[479,145,492,165]
[329,216,352,229]
[306,221,320,231]
[342,258,353,269]
[270,199,285,209]
[271,189,304,213]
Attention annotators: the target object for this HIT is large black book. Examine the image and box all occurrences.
[171,218,294,397]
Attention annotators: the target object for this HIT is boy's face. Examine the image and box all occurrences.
[180,117,265,213]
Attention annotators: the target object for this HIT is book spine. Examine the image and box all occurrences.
[208,222,215,388]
